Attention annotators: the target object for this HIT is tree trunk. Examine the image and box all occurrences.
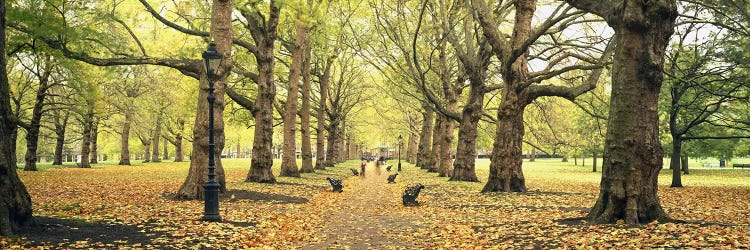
[580,0,677,224]
[0,4,34,234]
[409,133,418,163]
[174,134,183,162]
[669,137,682,187]
[119,118,131,165]
[483,103,526,192]
[562,156,568,162]
[324,121,338,167]
[163,138,168,161]
[245,1,280,183]
[79,110,93,168]
[314,57,332,170]
[529,148,536,162]
[416,109,433,170]
[406,133,415,163]
[299,28,313,173]
[280,22,305,178]
[681,154,688,175]
[428,116,442,172]
[151,115,162,162]
[449,80,483,182]
[574,156,577,166]
[142,140,151,163]
[177,0,232,197]
[592,151,598,172]
[438,118,454,177]
[22,74,49,171]
[89,122,98,164]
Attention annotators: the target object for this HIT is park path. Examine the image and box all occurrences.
[302,163,424,249]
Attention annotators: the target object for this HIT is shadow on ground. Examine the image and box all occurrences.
[224,189,309,204]
[16,217,164,247]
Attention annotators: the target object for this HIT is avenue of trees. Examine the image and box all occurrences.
[2,0,750,236]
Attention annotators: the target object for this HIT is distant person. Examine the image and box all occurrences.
[360,160,367,177]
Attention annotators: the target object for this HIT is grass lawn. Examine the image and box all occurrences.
[3,158,748,248]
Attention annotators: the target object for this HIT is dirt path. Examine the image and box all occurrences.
[302,164,424,249]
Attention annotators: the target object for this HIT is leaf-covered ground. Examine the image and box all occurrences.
[2,158,750,249]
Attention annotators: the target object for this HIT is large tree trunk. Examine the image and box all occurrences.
[299,28,314,173]
[79,110,93,168]
[416,109,433,169]
[245,1,280,183]
[151,115,162,162]
[529,148,536,162]
[574,0,677,224]
[89,122,98,164]
[405,133,415,163]
[669,136,683,187]
[449,78,484,182]
[0,4,33,235]
[280,21,305,178]
[483,103,526,192]
[428,116,442,172]
[409,133,418,163]
[314,57,332,170]
[119,118,131,165]
[177,0,231,197]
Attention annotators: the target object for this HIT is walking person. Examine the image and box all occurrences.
[360,159,367,177]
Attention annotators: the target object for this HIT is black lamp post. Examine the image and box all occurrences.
[202,42,223,222]
[397,135,403,171]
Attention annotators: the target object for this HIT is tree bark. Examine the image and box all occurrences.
[669,136,683,187]
[174,134,183,162]
[681,154,688,175]
[142,139,151,163]
[245,1,280,183]
[428,116,442,172]
[483,103,527,192]
[566,0,678,224]
[163,138,168,161]
[280,23,305,178]
[592,151,598,172]
[177,0,232,197]
[151,115,162,162]
[529,148,536,162]
[119,117,131,165]
[299,29,313,173]
[22,67,52,170]
[314,57,333,170]
[79,109,93,168]
[449,78,483,182]
[89,121,98,164]
[416,109,433,170]
[438,117,454,177]
[0,3,34,235]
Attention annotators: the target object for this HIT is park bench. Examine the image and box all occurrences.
[326,177,343,192]
[386,165,392,172]
[734,163,750,168]
[350,168,359,176]
[402,184,425,206]
[387,173,398,183]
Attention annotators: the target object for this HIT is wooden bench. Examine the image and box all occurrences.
[326,177,343,192]
[734,163,750,168]
[402,184,425,206]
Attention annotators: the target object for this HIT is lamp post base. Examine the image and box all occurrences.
[398,162,402,171]
[202,214,223,222]
[203,181,222,222]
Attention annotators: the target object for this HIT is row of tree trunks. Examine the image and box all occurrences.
[0,2,34,235]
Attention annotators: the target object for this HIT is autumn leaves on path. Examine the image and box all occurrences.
[304,163,426,249]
